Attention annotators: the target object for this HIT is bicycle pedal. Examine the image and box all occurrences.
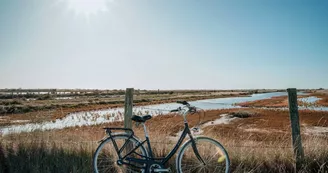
[153,168,171,172]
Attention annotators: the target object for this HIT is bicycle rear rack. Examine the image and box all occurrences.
[98,128,135,143]
[103,127,134,136]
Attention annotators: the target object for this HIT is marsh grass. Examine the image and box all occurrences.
[0,133,327,173]
[0,141,93,173]
[1,108,328,172]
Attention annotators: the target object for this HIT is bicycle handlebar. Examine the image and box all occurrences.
[170,109,180,112]
[177,101,189,105]
[170,101,196,114]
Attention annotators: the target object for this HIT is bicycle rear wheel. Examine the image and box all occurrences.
[176,137,230,173]
[93,134,148,173]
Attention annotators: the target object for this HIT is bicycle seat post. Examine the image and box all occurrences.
[141,123,149,138]
[141,122,154,158]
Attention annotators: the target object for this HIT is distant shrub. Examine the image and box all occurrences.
[37,95,52,100]
[11,100,22,105]
[20,106,37,113]
[141,99,151,102]
[0,106,5,114]
[1,100,22,106]
[98,101,108,105]
[230,111,256,118]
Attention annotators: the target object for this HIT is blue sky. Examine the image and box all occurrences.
[0,0,327,89]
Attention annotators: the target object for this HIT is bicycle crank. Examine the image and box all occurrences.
[149,164,171,173]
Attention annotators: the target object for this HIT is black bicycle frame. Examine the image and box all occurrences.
[106,122,205,170]
[161,122,194,164]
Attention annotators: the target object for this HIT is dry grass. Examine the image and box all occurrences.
[1,133,327,172]
[1,108,328,172]
[4,108,327,143]
[0,141,93,173]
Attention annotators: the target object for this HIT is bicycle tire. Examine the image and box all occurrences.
[176,137,230,173]
[93,134,148,173]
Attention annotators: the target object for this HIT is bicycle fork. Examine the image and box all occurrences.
[191,138,206,165]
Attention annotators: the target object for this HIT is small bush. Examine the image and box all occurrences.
[37,95,52,100]
[230,111,256,118]
[1,100,22,106]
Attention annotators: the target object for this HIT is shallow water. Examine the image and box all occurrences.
[1,92,327,135]
[298,96,321,103]
[139,92,292,113]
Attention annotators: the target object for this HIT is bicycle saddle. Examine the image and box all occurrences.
[131,115,152,123]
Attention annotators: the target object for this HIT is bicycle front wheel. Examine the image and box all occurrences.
[176,137,230,173]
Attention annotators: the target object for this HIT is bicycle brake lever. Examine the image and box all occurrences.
[192,127,199,132]
[190,107,197,114]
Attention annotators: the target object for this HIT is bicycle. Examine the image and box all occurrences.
[93,101,230,173]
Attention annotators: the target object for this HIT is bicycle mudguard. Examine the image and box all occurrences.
[98,135,109,143]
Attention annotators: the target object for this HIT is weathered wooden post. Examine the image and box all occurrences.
[124,88,134,129]
[287,88,304,172]
[124,88,134,172]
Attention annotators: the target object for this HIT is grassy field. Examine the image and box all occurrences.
[0,89,327,172]
[1,108,328,172]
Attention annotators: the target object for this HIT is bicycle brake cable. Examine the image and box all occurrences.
[193,107,205,131]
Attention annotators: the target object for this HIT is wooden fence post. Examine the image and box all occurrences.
[124,88,134,129]
[124,88,134,173]
[287,88,304,172]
